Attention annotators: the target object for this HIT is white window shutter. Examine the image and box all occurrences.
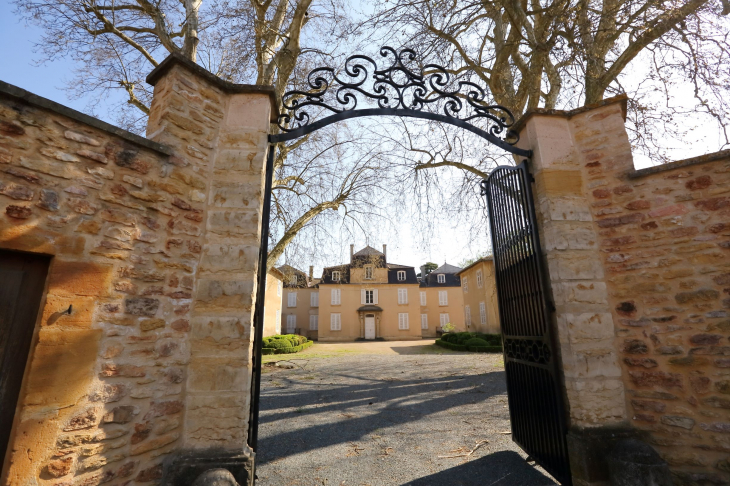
[420,291,426,306]
[373,289,378,304]
[361,289,366,304]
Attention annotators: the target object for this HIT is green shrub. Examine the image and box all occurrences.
[465,337,489,347]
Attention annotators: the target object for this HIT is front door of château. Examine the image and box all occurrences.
[364,315,375,340]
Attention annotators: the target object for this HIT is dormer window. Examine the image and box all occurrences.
[397,270,406,281]
[437,274,445,283]
[289,275,298,286]
[332,271,341,282]
[365,265,373,280]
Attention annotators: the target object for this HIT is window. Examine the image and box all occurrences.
[332,271,341,282]
[289,275,298,286]
[421,314,428,329]
[330,313,341,331]
[397,270,406,281]
[398,313,409,330]
[440,313,450,327]
[438,290,448,306]
[309,315,319,330]
[462,276,468,292]
[437,274,445,284]
[331,288,341,305]
[365,265,373,279]
[277,280,282,296]
[465,305,471,326]
[310,292,319,307]
[286,314,296,333]
[419,291,426,306]
[287,292,297,307]
[476,270,483,288]
[480,301,487,325]
[276,310,281,332]
[397,288,408,304]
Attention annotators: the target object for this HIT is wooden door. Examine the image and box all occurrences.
[364,316,375,340]
[0,251,50,464]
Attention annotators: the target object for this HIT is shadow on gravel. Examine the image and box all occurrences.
[404,450,558,485]
[258,369,506,464]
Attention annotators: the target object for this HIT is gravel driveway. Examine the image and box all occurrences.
[255,342,558,486]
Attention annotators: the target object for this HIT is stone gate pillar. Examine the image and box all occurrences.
[514,97,632,486]
[145,54,276,484]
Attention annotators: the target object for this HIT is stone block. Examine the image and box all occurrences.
[186,393,248,447]
[543,222,597,251]
[47,260,113,298]
[22,329,102,408]
[556,282,608,305]
[207,209,260,237]
[199,243,259,274]
[552,252,604,280]
[194,279,254,311]
[565,378,627,424]
[188,358,250,392]
[209,179,263,209]
[546,197,593,221]
[558,312,615,344]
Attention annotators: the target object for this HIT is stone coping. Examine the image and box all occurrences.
[512,94,629,134]
[146,53,280,122]
[627,149,730,179]
[0,79,173,156]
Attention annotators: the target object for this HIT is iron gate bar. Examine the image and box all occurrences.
[484,162,572,485]
[248,145,276,463]
[269,108,531,157]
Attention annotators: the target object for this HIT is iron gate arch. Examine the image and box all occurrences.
[248,46,571,485]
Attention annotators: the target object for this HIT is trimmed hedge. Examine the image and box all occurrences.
[262,335,313,355]
[436,333,502,353]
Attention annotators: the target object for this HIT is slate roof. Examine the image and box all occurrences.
[353,245,384,257]
[420,262,463,288]
[319,245,419,285]
[454,256,494,276]
[277,264,309,288]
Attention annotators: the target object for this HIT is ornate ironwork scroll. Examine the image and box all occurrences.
[270,46,530,157]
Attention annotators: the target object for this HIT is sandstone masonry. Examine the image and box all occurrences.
[517,97,730,486]
[0,53,275,486]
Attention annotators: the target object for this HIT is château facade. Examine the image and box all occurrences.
[276,245,498,342]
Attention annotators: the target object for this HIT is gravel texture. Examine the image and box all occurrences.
[255,344,558,486]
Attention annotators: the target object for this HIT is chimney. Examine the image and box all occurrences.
[350,244,354,263]
[309,265,314,281]
[382,244,387,262]
[420,265,426,281]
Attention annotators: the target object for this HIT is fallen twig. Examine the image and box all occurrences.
[438,440,489,459]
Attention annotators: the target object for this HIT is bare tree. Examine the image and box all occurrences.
[15,0,399,269]
[362,0,730,163]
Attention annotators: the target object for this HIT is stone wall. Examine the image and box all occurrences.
[0,53,274,486]
[517,97,730,485]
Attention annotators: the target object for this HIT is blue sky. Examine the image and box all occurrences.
[0,2,123,124]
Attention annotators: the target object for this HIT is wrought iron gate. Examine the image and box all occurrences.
[482,162,572,485]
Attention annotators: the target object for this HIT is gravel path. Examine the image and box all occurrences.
[255,344,558,486]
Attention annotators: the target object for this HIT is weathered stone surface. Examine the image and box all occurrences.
[661,415,696,430]
[46,456,73,477]
[102,406,139,424]
[129,431,179,455]
[124,297,160,316]
[6,204,32,218]
[63,407,98,431]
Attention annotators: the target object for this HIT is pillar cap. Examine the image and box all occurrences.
[146,52,280,122]
[512,94,628,134]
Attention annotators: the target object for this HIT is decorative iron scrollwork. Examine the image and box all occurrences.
[504,338,552,365]
[278,46,519,144]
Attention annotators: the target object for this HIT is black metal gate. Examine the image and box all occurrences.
[482,162,572,485]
